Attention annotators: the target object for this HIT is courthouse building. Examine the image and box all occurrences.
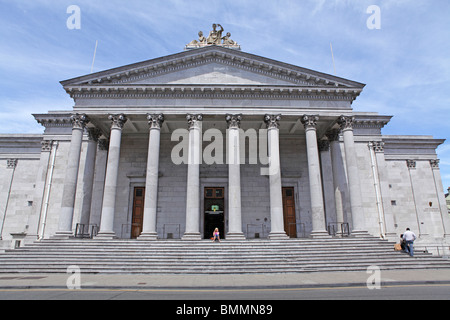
[1,27,449,248]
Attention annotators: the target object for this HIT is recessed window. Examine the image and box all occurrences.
[391,200,397,206]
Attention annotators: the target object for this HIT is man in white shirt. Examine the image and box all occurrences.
[402,228,417,257]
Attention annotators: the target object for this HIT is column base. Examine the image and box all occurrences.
[182,233,202,241]
[51,231,73,240]
[226,232,246,241]
[95,231,116,240]
[137,232,158,241]
[268,231,289,240]
[310,230,332,239]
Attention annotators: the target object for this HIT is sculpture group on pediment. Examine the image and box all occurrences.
[186,24,240,50]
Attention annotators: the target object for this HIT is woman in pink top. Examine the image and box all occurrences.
[212,228,221,242]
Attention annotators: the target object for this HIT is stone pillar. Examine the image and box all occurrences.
[301,115,330,238]
[226,114,245,240]
[326,130,345,226]
[264,114,288,240]
[54,114,89,238]
[338,115,367,236]
[182,114,203,241]
[79,128,101,229]
[26,140,53,241]
[139,114,164,240]
[97,114,127,239]
[89,138,108,228]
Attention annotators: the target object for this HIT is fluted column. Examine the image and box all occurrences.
[264,114,288,240]
[79,128,101,229]
[139,114,164,240]
[226,114,245,240]
[55,114,89,238]
[301,115,330,238]
[182,114,203,240]
[97,114,127,239]
[338,115,367,236]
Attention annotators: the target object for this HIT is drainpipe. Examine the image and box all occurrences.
[38,141,58,240]
[368,142,386,239]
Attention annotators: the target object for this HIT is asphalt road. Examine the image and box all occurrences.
[0,283,449,300]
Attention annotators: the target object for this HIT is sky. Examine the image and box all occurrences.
[0,0,449,190]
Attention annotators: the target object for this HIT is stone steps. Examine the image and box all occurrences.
[0,237,449,274]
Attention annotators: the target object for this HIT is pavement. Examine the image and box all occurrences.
[0,269,449,290]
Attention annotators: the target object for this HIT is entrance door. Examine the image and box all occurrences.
[131,187,145,239]
[204,187,225,239]
[282,187,297,238]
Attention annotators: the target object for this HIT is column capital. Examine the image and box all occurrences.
[186,114,203,129]
[108,114,127,129]
[407,159,416,169]
[70,113,89,130]
[87,127,102,142]
[318,139,330,152]
[98,138,109,151]
[225,114,242,129]
[147,114,165,129]
[338,115,355,131]
[41,140,53,152]
[7,158,18,169]
[430,159,440,169]
[264,114,281,129]
[326,129,340,142]
[301,114,319,130]
[368,141,385,153]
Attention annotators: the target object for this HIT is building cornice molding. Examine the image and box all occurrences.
[65,85,362,102]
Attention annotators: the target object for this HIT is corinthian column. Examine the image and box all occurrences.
[97,114,127,239]
[264,114,288,240]
[139,114,164,240]
[54,113,89,239]
[338,115,367,236]
[182,114,203,240]
[226,114,245,240]
[301,115,330,238]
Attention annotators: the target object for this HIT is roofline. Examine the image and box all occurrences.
[60,45,366,89]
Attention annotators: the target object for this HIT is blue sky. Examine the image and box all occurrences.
[0,0,449,190]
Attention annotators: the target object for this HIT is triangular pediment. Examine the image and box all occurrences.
[61,46,365,90]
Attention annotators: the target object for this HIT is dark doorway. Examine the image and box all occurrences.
[204,187,225,239]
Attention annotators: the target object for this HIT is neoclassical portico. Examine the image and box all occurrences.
[46,40,428,241]
[53,106,373,241]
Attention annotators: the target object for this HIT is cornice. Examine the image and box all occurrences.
[65,85,362,102]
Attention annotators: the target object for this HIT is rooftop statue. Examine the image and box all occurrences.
[185,24,240,50]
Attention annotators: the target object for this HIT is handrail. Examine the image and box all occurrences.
[327,223,350,237]
[75,224,98,239]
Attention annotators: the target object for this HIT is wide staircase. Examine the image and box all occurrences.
[0,236,449,274]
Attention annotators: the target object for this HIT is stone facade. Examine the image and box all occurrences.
[1,45,449,249]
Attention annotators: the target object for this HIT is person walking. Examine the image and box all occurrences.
[402,228,417,257]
